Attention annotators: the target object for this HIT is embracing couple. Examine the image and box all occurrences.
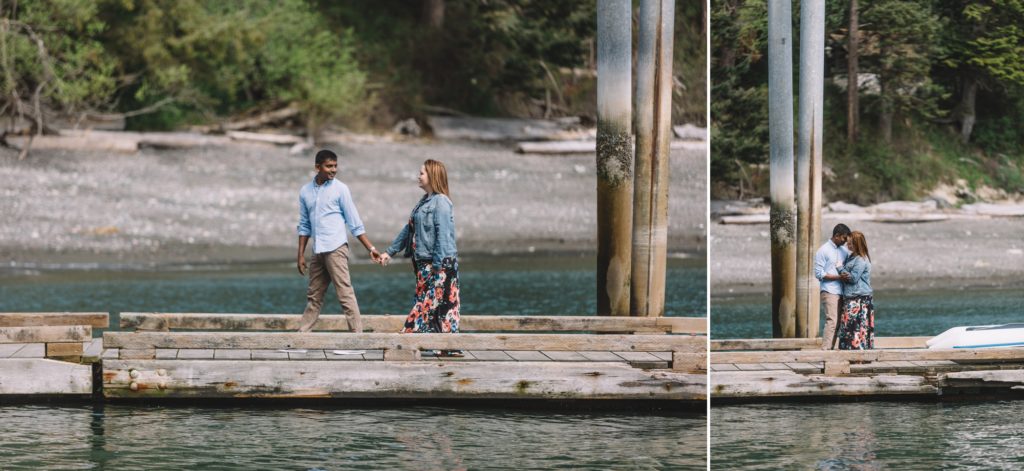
[294,149,460,352]
[816,223,875,350]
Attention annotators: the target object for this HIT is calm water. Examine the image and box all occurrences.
[711,287,1024,339]
[0,255,707,470]
[712,287,1024,469]
[0,404,704,470]
[712,401,1024,470]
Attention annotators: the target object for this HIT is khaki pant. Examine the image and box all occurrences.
[299,244,362,333]
[821,292,841,350]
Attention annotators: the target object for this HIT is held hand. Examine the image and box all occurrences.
[297,255,307,276]
[369,247,382,263]
[379,253,391,266]
[840,272,852,282]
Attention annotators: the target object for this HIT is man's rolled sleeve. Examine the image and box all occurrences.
[297,194,311,236]
[339,185,366,237]
[813,250,828,281]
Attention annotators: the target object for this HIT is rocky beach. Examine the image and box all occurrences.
[711,202,1024,295]
[0,139,707,269]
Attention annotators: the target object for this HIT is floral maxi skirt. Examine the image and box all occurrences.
[402,257,460,334]
[838,295,874,350]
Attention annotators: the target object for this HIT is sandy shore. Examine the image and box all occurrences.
[711,215,1024,295]
[0,139,706,268]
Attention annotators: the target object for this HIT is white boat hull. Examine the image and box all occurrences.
[927,324,1024,349]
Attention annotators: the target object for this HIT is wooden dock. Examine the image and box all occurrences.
[0,312,707,406]
[711,337,1024,402]
[0,313,107,397]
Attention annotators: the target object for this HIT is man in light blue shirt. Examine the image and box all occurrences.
[815,223,852,349]
[296,150,381,333]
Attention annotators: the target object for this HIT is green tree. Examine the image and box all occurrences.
[0,0,118,154]
[860,0,943,143]
[938,0,1024,142]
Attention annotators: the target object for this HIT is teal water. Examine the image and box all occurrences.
[711,287,1024,339]
[712,401,1024,470]
[0,255,707,470]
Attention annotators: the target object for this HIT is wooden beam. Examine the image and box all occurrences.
[0,312,108,328]
[103,359,706,400]
[712,347,1024,365]
[711,336,931,351]
[0,358,93,395]
[119,313,706,334]
[45,342,84,358]
[711,371,938,398]
[103,332,705,353]
[0,326,92,344]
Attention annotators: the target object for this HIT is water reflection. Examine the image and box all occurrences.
[1,405,705,470]
[712,401,1024,469]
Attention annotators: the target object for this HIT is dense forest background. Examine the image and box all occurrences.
[712,0,1024,203]
[1,0,705,139]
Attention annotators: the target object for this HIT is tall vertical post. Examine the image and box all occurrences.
[768,0,796,337]
[796,0,825,338]
[632,0,675,317]
[596,0,633,317]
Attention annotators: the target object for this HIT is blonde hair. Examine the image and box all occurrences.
[424,159,450,197]
[847,231,871,261]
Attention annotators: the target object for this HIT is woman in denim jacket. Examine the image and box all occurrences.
[380,159,461,356]
[837,231,874,350]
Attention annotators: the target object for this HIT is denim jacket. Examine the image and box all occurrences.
[840,256,872,297]
[386,193,457,269]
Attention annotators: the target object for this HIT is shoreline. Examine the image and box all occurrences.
[710,216,1024,296]
[0,140,707,268]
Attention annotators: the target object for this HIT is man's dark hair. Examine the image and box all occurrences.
[315,149,338,165]
[832,223,852,236]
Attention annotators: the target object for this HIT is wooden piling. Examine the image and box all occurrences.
[596,0,634,317]
[768,0,797,337]
[631,0,675,318]
[796,0,826,338]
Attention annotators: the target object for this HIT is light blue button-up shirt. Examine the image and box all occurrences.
[297,177,365,254]
[814,239,850,295]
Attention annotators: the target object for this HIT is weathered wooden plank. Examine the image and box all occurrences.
[0,312,109,328]
[505,351,551,361]
[469,351,514,361]
[214,349,252,360]
[120,348,155,360]
[176,349,214,360]
[783,362,821,374]
[104,332,704,353]
[712,348,1024,365]
[711,336,932,351]
[0,343,25,358]
[155,349,178,360]
[83,339,104,359]
[710,364,739,371]
[542,351,590,362]
[735,363,767,371]
[673,352,707,373]
[877,337,930,349]
[119,313,706,334]
[0,358,92,395]
[712,338,820,351]
[251,349,289,360]
[289,350,326,361]
[362,350,384,360]
[45,342,84,358]
[577,351,627,362]
[102,348,119,359]
[102,360,706,400]
[760,363,790,370]
[651,352,673,361]
[943,370,1024,388]
[615,352,661,362]
[11,344,44,358]
[1,326,91,344]
[712,371,938,398]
